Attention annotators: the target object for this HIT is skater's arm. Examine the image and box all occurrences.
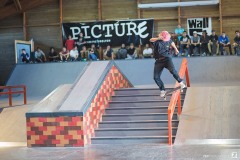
[171,42,179,54]
[150,37,159,42]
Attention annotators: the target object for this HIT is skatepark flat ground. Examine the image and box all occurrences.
[0,56,240,159]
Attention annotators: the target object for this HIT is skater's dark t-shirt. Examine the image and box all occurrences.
[151,39,173,59]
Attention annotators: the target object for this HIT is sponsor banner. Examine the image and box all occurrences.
[62,19,154,47]
[187,18,212,36]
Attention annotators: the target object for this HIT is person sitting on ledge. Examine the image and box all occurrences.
[48,47,59,62]
[59,46,69,62]
[80,46,88,61]
[127,43,137,59]
[200,30,210,56]
[218,32,232,55]
[208,30,219,55]
[116,43,127,59]
[143,43,153,58]
[69,45,79,61]
[103,45,114,60]
[233,30,240,55]
[190,31,201,56]
[179,31,190,57]
[35,47,46,63]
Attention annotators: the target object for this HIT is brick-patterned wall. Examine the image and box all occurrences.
[83,65,132,145]
[26,65,132,147]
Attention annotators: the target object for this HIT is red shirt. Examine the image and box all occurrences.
[65,39,75,51]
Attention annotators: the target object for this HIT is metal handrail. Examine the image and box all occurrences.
[0,85,27,106]
[168,58,190,145]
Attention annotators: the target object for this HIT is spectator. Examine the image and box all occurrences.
[76,32,86,52]
[88,48,98,61]
[80,46,88,61]
[103,45,114,60]
[70,46,79,61]
[127,43,137,59]
[20,49,30,63]
[208,30,219,55]
[179,31,190,57]
[170,32,179,56]
[89,44,99,59]
[175,24,185,41]
[48,47,59,62]
[219,32,232,55]
[233,30,240,55]
[35,47,46,63]
[190,31,200,56]
[142,44,153,58]
[116,43,127,59]
[65,35,75,51]
[59,46,69,62]
[200,30,210,56]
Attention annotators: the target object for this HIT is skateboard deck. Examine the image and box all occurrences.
[163,86,182,100]
[212,42,217,55]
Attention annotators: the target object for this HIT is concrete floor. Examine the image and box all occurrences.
[0,144,240,160]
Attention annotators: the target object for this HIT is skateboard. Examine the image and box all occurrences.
[163,86,183,100]
[212,42,217,55]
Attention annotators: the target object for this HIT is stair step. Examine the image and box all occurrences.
[109,100,184,107]
[98,120,179,128]
[95,127,177,137]
[114,88,186,95]
[111,94,186,101]
[91,136,175,144]
[105,106,171,114]
[102,113,178,121]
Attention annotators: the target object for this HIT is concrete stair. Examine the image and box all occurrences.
[91,87,186,144]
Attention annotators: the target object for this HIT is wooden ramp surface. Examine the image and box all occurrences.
[175,86,240,145]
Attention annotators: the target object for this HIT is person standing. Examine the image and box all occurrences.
[65,35,75,51]
[76,32,86,52]
[175,24,185,41]
[150,31,186,97]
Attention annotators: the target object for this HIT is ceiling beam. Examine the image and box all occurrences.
[0,0,54,20]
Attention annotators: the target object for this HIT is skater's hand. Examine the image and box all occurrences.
[175,49,179,55]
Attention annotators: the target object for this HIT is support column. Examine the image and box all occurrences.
[219,0,222,34]
[59,0,63,48]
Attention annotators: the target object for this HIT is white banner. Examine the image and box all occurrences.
[187,18,212,36]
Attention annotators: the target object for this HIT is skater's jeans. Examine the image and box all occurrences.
[153,57,182,91]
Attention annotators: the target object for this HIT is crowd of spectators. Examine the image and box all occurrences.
[170,24,240,57]
[20,26,240,63]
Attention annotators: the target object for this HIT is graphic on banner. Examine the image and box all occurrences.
[62,19,154,47]
[187,18,212,36]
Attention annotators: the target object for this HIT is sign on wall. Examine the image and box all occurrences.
[62,19,154,47]
[187,18,212,36]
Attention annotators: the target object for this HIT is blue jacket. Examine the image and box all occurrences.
[218,35,230,44]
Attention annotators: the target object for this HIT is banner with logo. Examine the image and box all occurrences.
[187,18,212,36]
[62,19,154,47]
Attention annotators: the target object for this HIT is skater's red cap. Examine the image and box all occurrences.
[159,31,171,42]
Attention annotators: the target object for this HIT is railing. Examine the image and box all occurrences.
[0,85,27,107]
[168,58,190,145]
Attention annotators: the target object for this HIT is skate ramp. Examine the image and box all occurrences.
[6,62,88,98]
[0,106,28,142]
[175,86,240,145]
[114,56,240,87]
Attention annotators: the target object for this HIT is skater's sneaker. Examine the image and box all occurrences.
[180,81,186,90]
[160,90,166,98]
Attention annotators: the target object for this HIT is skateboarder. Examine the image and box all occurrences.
[150,31,186,97]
